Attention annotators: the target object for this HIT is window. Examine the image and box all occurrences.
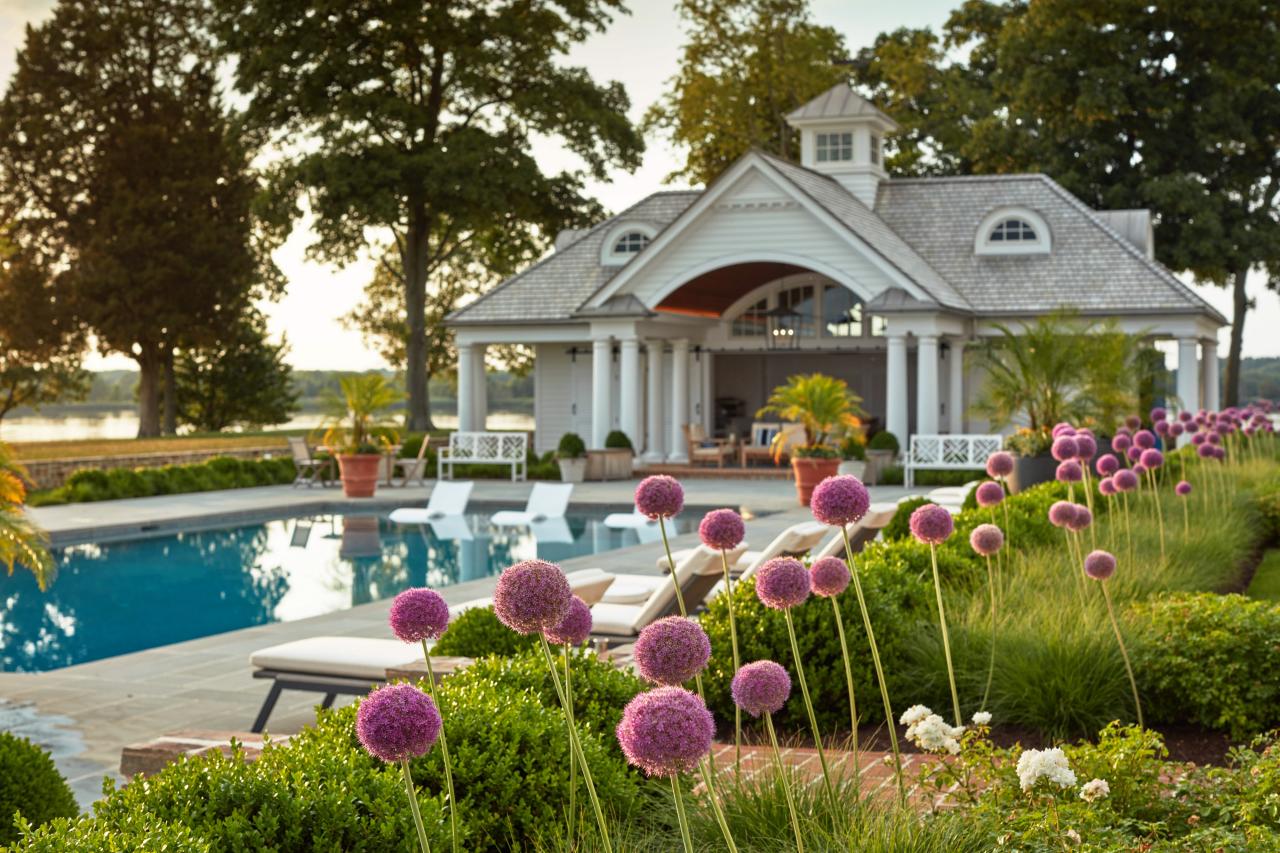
[975,208,1052,255]
[816,132,853,163]
[613,232,650,254]
[731,297,768,337]
[870,134,881,166]
[989,218,1037,242]
[822,285,863,337]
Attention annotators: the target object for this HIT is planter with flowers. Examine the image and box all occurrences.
[322,373,400,499]
[757,372,866,506]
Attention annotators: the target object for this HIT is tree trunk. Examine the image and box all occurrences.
[162,347,177,435]
[402,214,430,431]
[1223,266,1249,408]
[136,346,162,437]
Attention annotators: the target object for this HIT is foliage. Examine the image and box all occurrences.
[838,435,865,460]
[877,466,982,487]
[431,607,539,658]
[321,374,400,455]
[1004,426,1054,457]
[0,732,77,845]
[0,442,53,589]
[866,430,899,452]
[604,430,633,451]
[643,0,847,185]
[213,0,643,431]
[556,433,587,459]
[882,496,932,541]
[756,372,865,453]
[1246,550,1280,602]
[31,457,295,506]
[176,311,298,432]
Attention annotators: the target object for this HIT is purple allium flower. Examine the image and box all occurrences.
[1049,500,1078,528]
[616,687,715,777]
[635,475,684,519]
[731,661,792,718]
[1132,462,1147,477]
[1155,420,1170,437]
[1083,550,1117,582]
[1134,430,1156,450]
[1170,422,1185,437]
[1213,446,1226,460]
[1051,435,1080,461]
[970,523,1004,556]
[809,556,851,597]
[909,503,954,545]
[1140,449,1164,469]
[389,587,451,643]
[633,616,712,686]
[356,683,442,763]
[545,595,592,646]
[1207,432,1222,446]
[1112,434,1132,452]
[1127,447,1143,463]
[493,559,572,634]
[1125,415,1142,431]
[1096,454,1119,476]
[1196,443,1214,459]
[1075,434,1098,460]
[1098,477,1117,496]
[975,480,1005,508]
[1178,410,1192,422]
[1056,460,1083,483]
[1113,469,1138,492]
[698,509,745,551]
[1116,426,1132,437]
[1150,406,1167,422]
[1175,480,1192,497]
[809,475,871,526]
[986,451,1016,479]
[755,557,811,610]
[1051,422,1077,438]
[1066,505,1093,532]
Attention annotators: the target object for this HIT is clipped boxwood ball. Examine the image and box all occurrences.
[0,732,77,844]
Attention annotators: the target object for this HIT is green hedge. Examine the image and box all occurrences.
[432,607,540,658]
[0,733,77,846]
[30,456,297,506]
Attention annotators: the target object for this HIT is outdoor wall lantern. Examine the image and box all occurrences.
[765,304,801,350]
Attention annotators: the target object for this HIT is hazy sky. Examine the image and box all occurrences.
[2,0,1276,371]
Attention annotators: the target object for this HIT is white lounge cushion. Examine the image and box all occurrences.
[599,576,658,605]
[250,637,419,681]
[589,602,646,637]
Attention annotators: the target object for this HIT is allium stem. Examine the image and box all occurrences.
[401,758,432,853]
[1182,497,1189,539]
[563,645,577,843]
[1121,492,1133,567]
[537,636,612,852]
[719,548,743,775]
[765,712,805,853]
[1147,469,1166,561]
[670,774,694,853]
[657,516,689,618]
[830,596,860,788]
[981,554,997,711]
[420,641,458,853]
[698,759,738,852]
[840,527,905,801]
[783,609,836,804]
[1101,583,1143,729]
[928,544,962,727]
[1081,468,1096,549]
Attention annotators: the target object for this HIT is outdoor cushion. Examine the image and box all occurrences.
[588,602,646,636]
[250,637,419,681]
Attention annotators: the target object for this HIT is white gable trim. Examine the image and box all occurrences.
[581,152,939,311]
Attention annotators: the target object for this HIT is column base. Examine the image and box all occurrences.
[666,453,689,465]
[642,450,666,464]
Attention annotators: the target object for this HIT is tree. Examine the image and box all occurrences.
[213,0,644,432]
[645,0,848,185]
[853,0,1280,406]
[175,311,299,433]
[0,0,281,437]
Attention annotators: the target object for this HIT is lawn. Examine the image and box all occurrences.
[1247,548,1280,601]
[9,432,297,461]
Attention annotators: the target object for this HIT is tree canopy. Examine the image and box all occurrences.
[176,311,299,433]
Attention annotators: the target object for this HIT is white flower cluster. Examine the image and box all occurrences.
[1016,747,1077,791]
[899,704,964,754]
[972,711,992,726]
[1079,778,1110,803]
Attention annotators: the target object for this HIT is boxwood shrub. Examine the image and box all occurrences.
[0,733,77,846]
[432,607,539,658]
[30,456,297,506]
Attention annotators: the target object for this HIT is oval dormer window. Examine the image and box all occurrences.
[975,208,1051,255]
[601,223,658,265]
[614,232,650,254]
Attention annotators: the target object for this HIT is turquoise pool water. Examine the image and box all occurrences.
[0,509,680,673]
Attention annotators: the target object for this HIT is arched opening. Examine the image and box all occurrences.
[655,261,809,317]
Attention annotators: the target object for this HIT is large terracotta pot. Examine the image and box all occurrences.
[791,456,841,506]
[337,454,382,498]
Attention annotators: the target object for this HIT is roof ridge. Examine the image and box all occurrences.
[885,173,1050,185]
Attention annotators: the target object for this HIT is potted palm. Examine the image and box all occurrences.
[556,432,588,483]
[322,374,400,498]
[0,442,54,591]
[758,373,867,505]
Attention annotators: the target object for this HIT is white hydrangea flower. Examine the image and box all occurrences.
[899,704,932,727]
[972,711,992,726]
[1079,778,1110,803]
[905,712,965,754]
[1016,747,1077,791]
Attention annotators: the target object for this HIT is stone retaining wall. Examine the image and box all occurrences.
[23,446,284,490]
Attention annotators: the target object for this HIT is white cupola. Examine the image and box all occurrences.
[786,82,899,206]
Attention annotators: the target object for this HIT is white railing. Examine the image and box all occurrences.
[904,434,1002,488]
[438,432,527,482]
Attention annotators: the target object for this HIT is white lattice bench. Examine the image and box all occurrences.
[904,434,1002,489]
[438,431,527,481]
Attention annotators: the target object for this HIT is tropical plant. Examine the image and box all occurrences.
[0,442,54,590]
[756,373,865,456]
[321,374,400,455]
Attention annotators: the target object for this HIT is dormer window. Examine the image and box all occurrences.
[613,232,650,254]
[990,218,1037,242]
[975,208,1052,255]
[601,223,658,265]
[870,134,881,166]
[815,132,853,163]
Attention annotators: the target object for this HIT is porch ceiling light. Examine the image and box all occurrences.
[765,304,801,350]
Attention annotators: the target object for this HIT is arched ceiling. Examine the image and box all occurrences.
[653,262,810,318]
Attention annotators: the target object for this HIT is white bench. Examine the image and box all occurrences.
[904,434,1002,489]
[438,431,527,481]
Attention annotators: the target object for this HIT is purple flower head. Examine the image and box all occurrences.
[1155,420,1170,437]
[1098,477,1117,496]
[1178,410,1193,422]
[970,523,1004,556]
[1056,460,1083,483]
[633,616,712,685]
[1207,432,1221,446]
[1197,442,1214,459]
[1113,469,1139,492]
[1132,462,1147,477]
[635,475,684,519]
[755,557,811,609]
[1134,430,1156,450]
[809,556,851,597]
[545,595,593,646]
[1096,454,1119,476]
[1048,500,1078,528]
[1066,504,1093,532]
[1112,434,1132,452]
[1213,446,1226,460]
[699,509,745,551]
[1051,422,1077,438]
[493,559,572,634]
[1150,406,1167,422]
[810,475,871,527]
[909,503,954,545]
[389,588,451,643]
[1127,446,1143,463]
[356,683,442,763]
[1125,415,1142,431]
[1083,550,1117,582]
[975,480,1005,508]
[1075,434,1098,460]
[1216,422,1232,435]
[731,661,792,718]
[987,451,1016,479]
[1051,435,1080,462]
[616,687,714,777]
[1175,480,1192,497]
[1192,432,1207,445]
[1115,426,1132,437]
[1140,448,1164,469]
[1170,422,1185,437]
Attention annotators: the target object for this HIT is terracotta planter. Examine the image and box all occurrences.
[791,456,841,506]
[337,454,382,498]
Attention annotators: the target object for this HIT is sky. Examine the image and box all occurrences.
[2,0,1277,372]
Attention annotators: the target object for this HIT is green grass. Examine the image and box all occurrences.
[1247,549,1280,601]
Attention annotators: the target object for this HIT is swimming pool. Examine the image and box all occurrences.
[0,508,682,673]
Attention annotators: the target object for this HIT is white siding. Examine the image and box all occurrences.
[534,345,573,454]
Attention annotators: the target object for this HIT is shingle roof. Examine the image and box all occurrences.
[785,82,899,130]
[448,191,699,324]
[875,174,1225,321]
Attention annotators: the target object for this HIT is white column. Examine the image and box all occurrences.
[618,337,641,448]
[948,338,966,434]
[885,334,908,441]
[1177,337,1201,440]
[1201,340,1220,412]
[668,338,690,463]
[643,340,666,463]
[916,334,940,436]
[473,344,488,430]
[456,344,476,431]
[591,337,612,448]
